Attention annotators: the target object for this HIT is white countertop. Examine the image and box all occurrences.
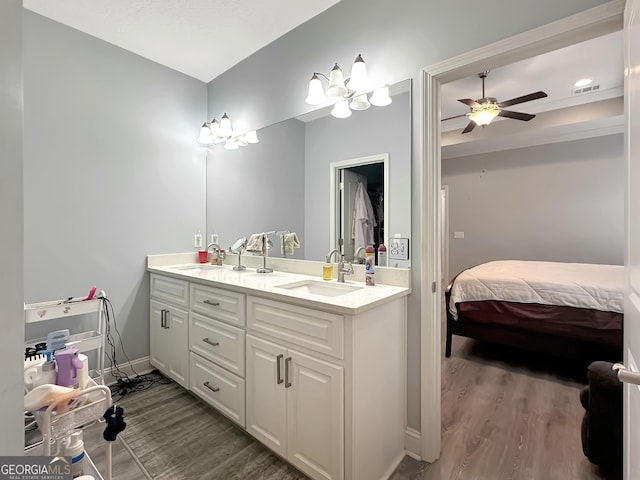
[147,261,410,315]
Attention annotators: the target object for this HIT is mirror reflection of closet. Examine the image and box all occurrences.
[332,153,389,264]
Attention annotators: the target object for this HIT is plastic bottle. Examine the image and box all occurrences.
[365,245,375,286]
[77,353,89,389]
[323,256,334,281]
[377,244,387,267]
[59,431,85,478]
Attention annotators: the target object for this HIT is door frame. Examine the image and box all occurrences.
[329,153,390,254]
[419,0,625,461]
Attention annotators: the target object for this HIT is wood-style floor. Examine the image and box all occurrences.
[78,306,610,480]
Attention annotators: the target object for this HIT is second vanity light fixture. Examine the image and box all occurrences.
[197,113,259,150]
[305,54,392,119]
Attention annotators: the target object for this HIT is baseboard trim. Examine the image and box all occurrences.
[102,356,153,385]
[404,427,422,461]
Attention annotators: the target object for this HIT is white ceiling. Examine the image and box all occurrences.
[440,30,623,138]
[23,0,340,83]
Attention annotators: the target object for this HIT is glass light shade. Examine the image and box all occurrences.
[370,85,392,106]
[350,93,371,111]
[209,118,220,136]
[235,135,248,146]
[218,113,233,138]
[331,100,352,118]
[469,108,500,126]
[224,137,239,150]
[326,63,348,97]
[306,74,327,105]
[198,123,213,144]
[244,130,259,143]
[346,54,367,92]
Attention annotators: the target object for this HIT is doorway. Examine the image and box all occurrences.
[419,2,624,462]
[329,153,389,262]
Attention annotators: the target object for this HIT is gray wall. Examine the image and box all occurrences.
[23,12,207,365]
[0,0,25,454]
[206,118,305,253]
[442,134,625,278]
[206,0,609,431]
[304,91,411,262]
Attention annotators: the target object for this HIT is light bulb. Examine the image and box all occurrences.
[331,100,352,118]
[306,74,327,105]
[346,54,367,92]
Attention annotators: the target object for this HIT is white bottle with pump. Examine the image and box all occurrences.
[59,431,85,478]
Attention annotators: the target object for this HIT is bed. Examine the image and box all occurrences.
[445,260,624,362]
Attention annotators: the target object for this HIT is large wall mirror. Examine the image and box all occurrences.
[205,78,411,268]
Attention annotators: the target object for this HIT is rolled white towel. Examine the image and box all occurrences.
[281,232,300,255]
[246,233,266,255]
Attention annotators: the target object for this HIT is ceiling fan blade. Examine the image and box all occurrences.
[461,121,476,134]
[441,113,468,121]
[498,91,547,108]
[498,110,536,121]
[458,98,481,108]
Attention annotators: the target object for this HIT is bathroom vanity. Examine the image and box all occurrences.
[147,253,410,480]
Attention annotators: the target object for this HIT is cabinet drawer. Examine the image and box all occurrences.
[189,312,245,377]
[150,274,189,308]
[247,296,344,359]
[190,283,246,327]
[190,352,245,427]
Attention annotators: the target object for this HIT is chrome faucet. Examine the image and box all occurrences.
[338,255,354,283]
[354,246,367,264]
[326,248,341,263]
[206,242,222,265]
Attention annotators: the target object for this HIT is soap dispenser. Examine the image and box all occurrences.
[323,256,333,281]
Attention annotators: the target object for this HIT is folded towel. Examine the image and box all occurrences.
[246,233,266,255]
[281,232,300,255]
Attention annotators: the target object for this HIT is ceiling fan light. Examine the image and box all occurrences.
[469,108,499,126]
[370,85,392,106]
[331,100,352,118]
[346,54,367,92]
[306,74,327,105]
[218,113,233,138]
[350,93,371,111]
[326,63,348,97]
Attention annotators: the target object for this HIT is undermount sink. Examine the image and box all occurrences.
[275,279,363,297]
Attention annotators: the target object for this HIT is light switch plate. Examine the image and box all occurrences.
[389,238,410,260]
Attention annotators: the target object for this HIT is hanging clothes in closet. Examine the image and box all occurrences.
[351,179,377,251]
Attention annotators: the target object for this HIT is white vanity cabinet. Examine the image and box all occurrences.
[246,334,344,480]
[149,274,189,388]
[246,295,406,480]
[188,282,247,427]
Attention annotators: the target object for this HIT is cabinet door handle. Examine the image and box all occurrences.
[285,356,292,388]
[203,300,220,306]
[203,381,219,393]
[160,309,167,328]
[203,337,219,347]
[276,354,284,384]
[164,309,170,329]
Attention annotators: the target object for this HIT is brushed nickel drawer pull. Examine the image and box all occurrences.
[203,300,220,306]
[203,337,220,347]
[160,309,166,328]
[203,381,220,393]
[285,357,292,388]
[276,354,284,384]
[164,309,170,329]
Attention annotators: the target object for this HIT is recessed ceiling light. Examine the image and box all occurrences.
[574,78,593,88]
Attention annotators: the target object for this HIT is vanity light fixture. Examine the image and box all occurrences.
[197,112,259,149]
[305,54,392,119]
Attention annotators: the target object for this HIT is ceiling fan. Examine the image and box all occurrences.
[443,71,548,134]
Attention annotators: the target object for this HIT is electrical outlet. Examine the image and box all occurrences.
[194,232,203,248]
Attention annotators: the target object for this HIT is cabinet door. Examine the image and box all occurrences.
[245,335,287,458]
[286,349,344,480]
[150,299,189,388]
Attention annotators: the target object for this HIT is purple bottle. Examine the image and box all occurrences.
[55,348,83,388]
